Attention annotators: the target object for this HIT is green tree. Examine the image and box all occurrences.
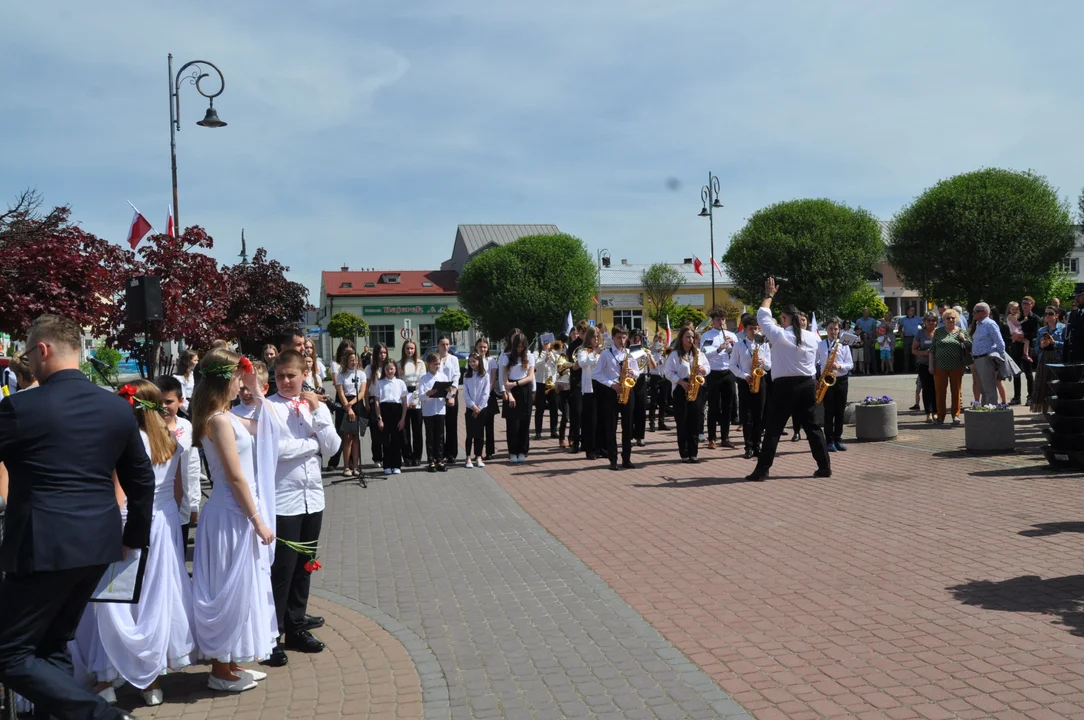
[640,263,685,332]
[672,304,706,327]
[835,284,889,322]
[888,168,1076,312]
[434,307,472,339]
[723,198,884,315]
[81,346,122,386]
[1034,271,1078,310]
[327,312,368,343]
[458,233,595,340]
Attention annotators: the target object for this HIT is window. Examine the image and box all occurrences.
[613,310,644,332]
[364,282,376,288]
[370,324,396,349]
[381,274,400,284]
[1059,257,1080,275]
[419,324,436,350]
[422,281,433,287]
[339,282,353,289]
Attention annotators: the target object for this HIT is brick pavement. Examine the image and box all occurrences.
[314,439,750,719]
[481,373,1084,719]
[108,597,422,719]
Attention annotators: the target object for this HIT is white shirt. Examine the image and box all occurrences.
[374,377,408,405]
[173,373,195,411]
[576,347,601,394]
[231,402,259,419]
[758,306,818,378]
[700,328,738,372]
[315,357,326,381]
[535,351,558,387]
[648,343,665,376]
[731,336,773,382]
[593,346,642,387]
[662,348,710,390]
[483,354,499,391]
[498,352,535,388]
[418,371,447,417]
[267,393,341,516]
[463,372,491,411]
[817,338,854,377]
[400,359,423,388]
[173,417,203,522]
[439,354,461,391]
[337,368,365,397]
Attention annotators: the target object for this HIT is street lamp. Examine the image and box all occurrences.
[168,54,226,236]
[698,172,723,308]
[596,249,611,323]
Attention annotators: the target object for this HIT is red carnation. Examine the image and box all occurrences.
[117,384,137,406]
[239,357,253,374]
[304,559,322,573]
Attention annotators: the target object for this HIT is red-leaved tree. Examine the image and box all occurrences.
[222,247,310,354]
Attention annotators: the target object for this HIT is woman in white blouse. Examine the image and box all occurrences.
[662,327,709,463]
[575,327,603,461]
[399,341,424,466]
[498,332,536,463]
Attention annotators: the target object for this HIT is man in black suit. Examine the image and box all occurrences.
[0,315,154,720]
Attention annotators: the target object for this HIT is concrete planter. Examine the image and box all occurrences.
[843,402,857,425]
[855,402,898,441]
[964,409,1015,452]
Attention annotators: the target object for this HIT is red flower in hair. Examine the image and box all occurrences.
[117,384,138,406]
[239,357,254,374]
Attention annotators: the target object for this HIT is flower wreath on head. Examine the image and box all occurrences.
[203,356,254,379]
[117,384,166,414]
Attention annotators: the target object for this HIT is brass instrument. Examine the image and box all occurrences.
[815,339,839,403]
[750,339,765,394]
[617,350,636,405]
[545,376,556,394]
[550,340,565,353]
[686,347,705,401]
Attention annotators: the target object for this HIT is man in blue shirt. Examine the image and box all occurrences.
[897,307,923,372]
[854,309,879,374]
[970,302,1006,405]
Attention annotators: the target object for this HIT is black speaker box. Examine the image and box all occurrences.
[126,275,164,323]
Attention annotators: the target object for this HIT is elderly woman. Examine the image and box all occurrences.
[911,312,939,422]
[930,308,972,424]
[1030,306,1066,413]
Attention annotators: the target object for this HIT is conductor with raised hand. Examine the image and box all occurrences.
[0,314,154,720]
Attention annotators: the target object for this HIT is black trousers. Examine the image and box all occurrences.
[706,370,736,442]
[534,387,558,436]
[444,398,460,461]
[0,564,113,720]
[272,511,323,636]
[738,381,765,452]
[1011,343,1034,400]
[465,406,485,457]
[579,392,597,456]
[557,389,569,441]
[821,375,849,443]
[506,384,532,455]
[567,382,583,449]
[918,364,936,414]
[672,384,703,458]
[402,404,423,465]
[380,402,404,470]
[648,375,669,427]
[424,415,445,464]
[368,402,383,464]
[755,376,830,474]
[484,392,499,456]
[631,376,647,440]
[594,382,633,464]
[327,403,346,468]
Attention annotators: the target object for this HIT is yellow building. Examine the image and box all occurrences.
[596,258,739,333]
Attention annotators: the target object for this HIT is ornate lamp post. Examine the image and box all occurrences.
[698,172,723,308]
[596,249,611,324]
[168,54,226,235]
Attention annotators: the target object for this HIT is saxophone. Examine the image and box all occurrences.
[750,339,765,394]
[617,350,636,405]
[686,347,705,401]
[815,339,839,404]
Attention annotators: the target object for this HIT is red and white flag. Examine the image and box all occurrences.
[711,256,723,275]
[126,202,152,249]
[166,205,175,238]
[693,256,704,276]
[665,315,672,345]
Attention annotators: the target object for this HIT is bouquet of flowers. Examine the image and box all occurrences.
[860,395,893,406]
[277,538,322,573]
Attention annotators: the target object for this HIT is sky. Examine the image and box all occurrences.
[2,1,1082,303]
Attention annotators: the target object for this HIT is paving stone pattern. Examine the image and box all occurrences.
[314,444,750,719]
[484,374,1084,719]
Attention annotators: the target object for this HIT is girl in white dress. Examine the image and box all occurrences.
[190,349,279,693]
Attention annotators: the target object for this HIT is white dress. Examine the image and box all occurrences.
[70,432,194,687]
[191,412,277,663]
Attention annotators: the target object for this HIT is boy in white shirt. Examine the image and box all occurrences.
[418,353,448,473]
[264,350,342,667]
[155,374,204,551]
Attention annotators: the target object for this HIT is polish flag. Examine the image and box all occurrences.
[166,205,175,238]
[711,257,724,276]
[126,202,152,249]
[666,315,672,345]
[693,256,704,276]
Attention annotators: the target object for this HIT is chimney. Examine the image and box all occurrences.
[620,259,628,265]
[341,265,349,272]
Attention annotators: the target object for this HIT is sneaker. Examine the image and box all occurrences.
[208,674,258,693]
[952,416,961,425]
[383,468,393,475]
[142,688,164,706]
[437,463,448,472]
[827,442,837,452]
[476,458,485,468]
[465,459,474,468]
[428,463,437,473]
[392,468,401,474]
[909,404,920,411]
[834,442,847,452]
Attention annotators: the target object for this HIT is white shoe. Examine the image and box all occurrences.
[142,688,164,706]
[476,458,485,468]
[465,459,473,468]
[98,686,117,704]
[208,674,259,693]
[392,468,401,474]
[510,455,520,463]
[384,468,393,475]
[241,668,267,682]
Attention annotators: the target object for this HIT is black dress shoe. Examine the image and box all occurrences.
[610,462,620,471]
[301,615,325,630]
[658,424,670,431]
[262,644,289,667]
[622,461,636,469]
[688,456,700,464]
[813,468,832,478]
[285,630,325,653]
[742,448,755,459]
[745,470,768,482]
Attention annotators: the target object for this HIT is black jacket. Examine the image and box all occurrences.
[0,369,155,574]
